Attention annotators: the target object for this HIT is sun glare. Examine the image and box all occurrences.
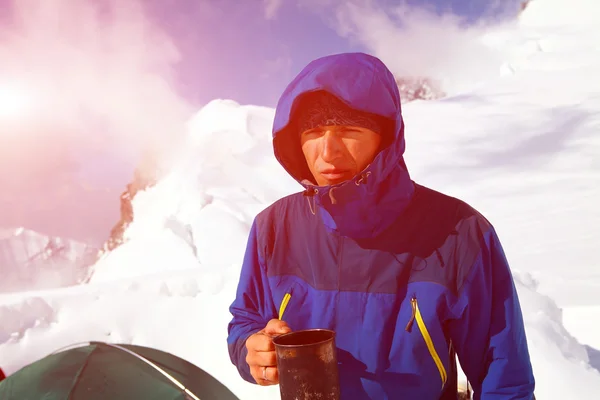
[0,85,32,119]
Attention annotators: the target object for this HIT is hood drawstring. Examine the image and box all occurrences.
[355,171,372,186]
[302,187,318,215]
[329,187,338,204]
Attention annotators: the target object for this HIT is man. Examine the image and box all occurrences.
[227,52,535,399]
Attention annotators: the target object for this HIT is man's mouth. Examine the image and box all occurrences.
[320,169,350,182]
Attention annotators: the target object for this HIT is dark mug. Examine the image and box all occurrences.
[272,329,340,400]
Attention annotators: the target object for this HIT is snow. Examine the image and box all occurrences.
[0,228,98,293]
[1,0,600,398]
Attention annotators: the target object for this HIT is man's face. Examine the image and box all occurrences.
[300,125,381,186]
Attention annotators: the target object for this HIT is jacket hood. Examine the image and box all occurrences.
[272,52,415,239]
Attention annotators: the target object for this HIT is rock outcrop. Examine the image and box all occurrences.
[396,76,446,102]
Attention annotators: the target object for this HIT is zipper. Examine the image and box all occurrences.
[278,292,292,320]
[405,295,447,389]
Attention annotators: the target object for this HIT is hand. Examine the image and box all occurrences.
[245,319,292,385]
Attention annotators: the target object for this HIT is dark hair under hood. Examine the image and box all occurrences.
[272,52,415,239]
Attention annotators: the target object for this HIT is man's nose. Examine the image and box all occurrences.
[321,130,343,162]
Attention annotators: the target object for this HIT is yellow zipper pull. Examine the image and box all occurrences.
[405,296,417,332]
[278,293,292,320]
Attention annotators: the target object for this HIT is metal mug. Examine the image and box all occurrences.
[272,329,340,400]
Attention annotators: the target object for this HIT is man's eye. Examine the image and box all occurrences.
[302,130,323,138]
[341,129,362,136]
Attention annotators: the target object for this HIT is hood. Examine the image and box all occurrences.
[272,52,415,239]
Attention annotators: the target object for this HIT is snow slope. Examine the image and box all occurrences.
[2,0,600,398]
[0,228,98,293]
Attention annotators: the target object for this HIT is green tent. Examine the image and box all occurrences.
[0,341,240,400]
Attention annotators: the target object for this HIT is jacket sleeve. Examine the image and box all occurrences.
[227,219,274,383]
[448,225,535,399]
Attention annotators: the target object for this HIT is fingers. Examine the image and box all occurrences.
[245,319,292,386]
[264,319,292,336]
[263,366,279,384]
[246,331,275,352]
[251,365,279,386]
[246,319,292,352]
[246,345,277,366]
[245,332,277,377]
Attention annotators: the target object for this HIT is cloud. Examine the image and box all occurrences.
[0,0,195,241]
[304,0,521,96]
[264,0,284,20]
[0,0,195,174]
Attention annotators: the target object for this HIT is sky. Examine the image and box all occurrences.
[148,0,525,107]
[0,0,525,109]
[0,0,525,240]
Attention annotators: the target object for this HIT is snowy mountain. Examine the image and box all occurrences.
[1,0,600,399]
[0,228,98,293]
[395,76,446,102]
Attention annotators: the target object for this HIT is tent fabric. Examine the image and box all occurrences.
[0,341,239,400]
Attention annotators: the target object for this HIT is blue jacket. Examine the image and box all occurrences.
[227,52,535,399]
